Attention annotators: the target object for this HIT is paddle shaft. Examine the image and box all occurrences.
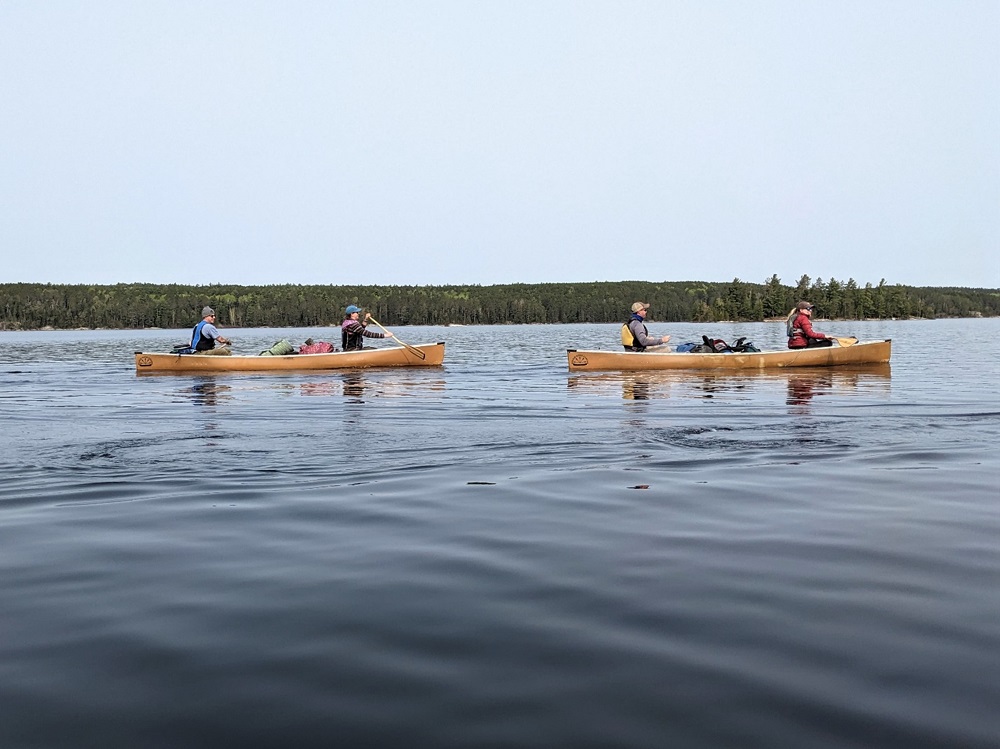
[368,317,426,360]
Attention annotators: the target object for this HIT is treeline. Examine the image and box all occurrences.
[1,276,997,330]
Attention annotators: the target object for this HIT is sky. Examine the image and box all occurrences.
[1,1,997,289]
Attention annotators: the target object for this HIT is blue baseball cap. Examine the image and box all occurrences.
[345,305,362,314]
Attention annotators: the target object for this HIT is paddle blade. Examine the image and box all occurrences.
[404,343,427,360]
[834,337,858,347]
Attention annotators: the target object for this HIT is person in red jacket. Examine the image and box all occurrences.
[786,301,833,349]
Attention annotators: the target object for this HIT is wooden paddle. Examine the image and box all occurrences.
[834,336,858,347]
[368,317,426,360]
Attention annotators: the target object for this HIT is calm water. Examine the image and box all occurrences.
[1,319,998,748]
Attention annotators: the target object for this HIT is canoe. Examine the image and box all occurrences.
[135,342,445,374]
[567,339,891,371]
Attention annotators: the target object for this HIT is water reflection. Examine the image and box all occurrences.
[569,364,891,406]
[787,373,833,408]
[622,377,651,401]
[296,374,447,401]
[785,364,891,414]
[342,372,365,400]
[569,373,671,400]
[298,381,341,398]
[188,379,232,409]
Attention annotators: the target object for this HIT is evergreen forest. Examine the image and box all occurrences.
[1,276,997,330]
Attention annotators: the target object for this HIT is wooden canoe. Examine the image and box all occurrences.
[135,342,445,374]
[567,339,891,371]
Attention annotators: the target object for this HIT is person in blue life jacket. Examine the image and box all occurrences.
[341,305,394,351]
[190,306,232,355]
[622,302,671,352]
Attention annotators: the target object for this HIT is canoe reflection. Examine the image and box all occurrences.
[297,373,368,401]
[188,379,232,408]
[568,364,891,404]
[297,374,447,401]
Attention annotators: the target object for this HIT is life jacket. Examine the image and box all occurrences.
[621,319,649,352]
[786,313,804,338]
[787,313,809,348]
[342,319,365,351]
[191,320,216,351]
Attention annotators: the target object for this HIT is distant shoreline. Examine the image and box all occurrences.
[2,279,996,329]
[0,315,989,333]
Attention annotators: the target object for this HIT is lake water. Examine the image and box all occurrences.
[1,319,998,748]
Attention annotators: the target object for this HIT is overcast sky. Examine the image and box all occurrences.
[1,1,997,288]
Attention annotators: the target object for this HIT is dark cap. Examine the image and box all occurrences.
[797,301,814,311]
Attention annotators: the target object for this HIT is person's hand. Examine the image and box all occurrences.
[384,331,395,338]
[661,335,671,344]
[364,312,372,321]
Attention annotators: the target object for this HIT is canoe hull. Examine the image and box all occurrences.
[567,340,891,371]
[136,342,445,374]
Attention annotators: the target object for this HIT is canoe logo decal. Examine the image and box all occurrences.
[137,356,153,367]
[570,354,589,367]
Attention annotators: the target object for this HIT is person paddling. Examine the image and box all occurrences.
[341,305,394,351]
[786,301,833,349]
[622,302,671,352]
[191,306,232,355]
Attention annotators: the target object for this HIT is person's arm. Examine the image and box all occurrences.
[798,315,827,340]
[205,322,230,345]
[360,312,394,339]
[629,320,669,347]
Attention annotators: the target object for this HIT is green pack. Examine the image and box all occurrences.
[259,339,295,356]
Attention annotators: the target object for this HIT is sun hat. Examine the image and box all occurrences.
[345,305,363,315]
[631,302,650,313]
[201,306,216,317]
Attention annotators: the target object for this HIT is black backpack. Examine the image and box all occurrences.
[698,335,761,353]
[729,337,761,353]
[702,335,732,352]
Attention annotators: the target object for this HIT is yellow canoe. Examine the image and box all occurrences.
[567,339,891,371]
[135,342,445,374]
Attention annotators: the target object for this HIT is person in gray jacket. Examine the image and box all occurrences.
[622,302,671,352]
